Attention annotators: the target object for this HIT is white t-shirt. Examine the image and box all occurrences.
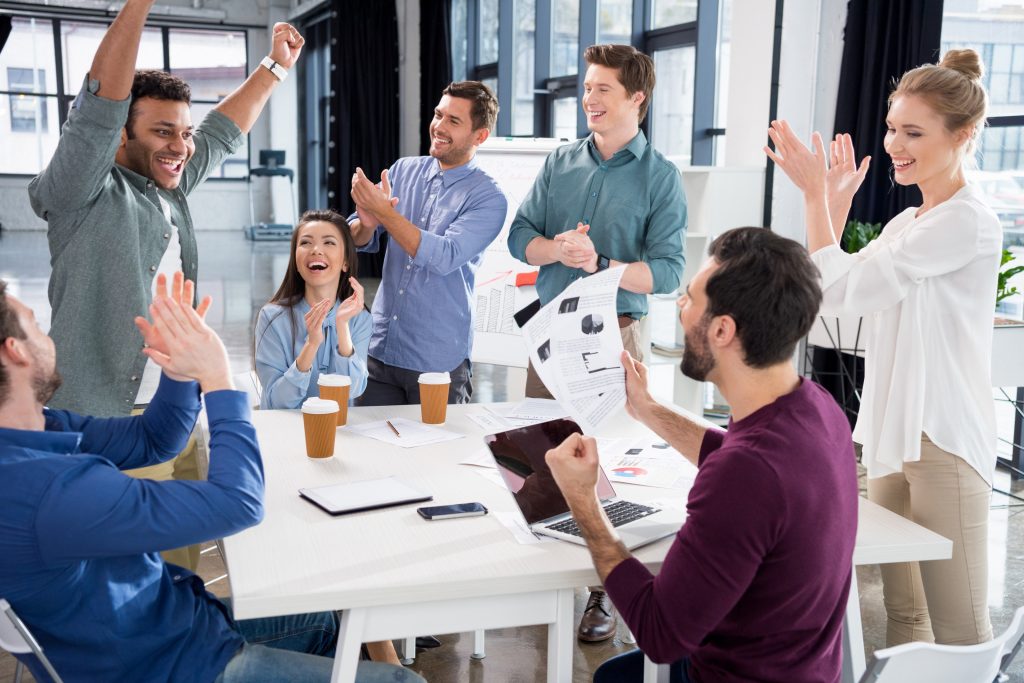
[811,184,1003,483]
[134,195,183,405]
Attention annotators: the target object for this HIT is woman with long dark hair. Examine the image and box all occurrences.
[255,209,371,409]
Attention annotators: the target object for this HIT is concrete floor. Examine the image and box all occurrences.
[1,230,1023,681]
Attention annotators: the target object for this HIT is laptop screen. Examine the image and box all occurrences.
[483,418,617,525]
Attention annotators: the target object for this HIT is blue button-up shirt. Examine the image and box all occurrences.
[0,376,264,682]
[508,131,687,316]
[351,155,507,373]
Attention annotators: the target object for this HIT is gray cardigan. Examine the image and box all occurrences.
[29,77,244,416]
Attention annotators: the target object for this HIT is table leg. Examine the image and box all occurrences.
[332,609,366,683]
[546,588,575,683]
[841,570,865,683]
[398,636,416,666]
[471,629,486,659]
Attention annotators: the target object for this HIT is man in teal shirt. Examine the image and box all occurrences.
[507,43,687,642]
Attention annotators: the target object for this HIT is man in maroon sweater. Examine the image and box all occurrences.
[547,227,859,683]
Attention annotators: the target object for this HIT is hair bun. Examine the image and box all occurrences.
[940,49,984,81]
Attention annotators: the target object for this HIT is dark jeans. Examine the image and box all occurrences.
[593,650,693,683]
[357,356,473,406]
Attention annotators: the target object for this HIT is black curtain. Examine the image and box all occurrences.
[834,0,944,226]
[0,16,12,56]
[332,1,400,277]
[419,0,452,155]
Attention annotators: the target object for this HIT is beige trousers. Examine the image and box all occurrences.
[124,408,202,571]
[525,319,643,400]
[866,434,993,646]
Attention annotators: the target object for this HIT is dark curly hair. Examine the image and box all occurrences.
[127,70,192,138]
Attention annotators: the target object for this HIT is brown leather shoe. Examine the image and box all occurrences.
[578,590,616,642]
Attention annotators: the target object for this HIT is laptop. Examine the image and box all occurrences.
[484,418,686,550]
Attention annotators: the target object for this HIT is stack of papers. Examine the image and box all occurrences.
[347,418,463,448]
[599,437,698,489]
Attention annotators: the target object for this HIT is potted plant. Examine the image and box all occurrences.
[996,249,1024,320]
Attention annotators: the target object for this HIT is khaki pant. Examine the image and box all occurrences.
[526,318,643,399]
[867,434,993,646]
[124,408,202,572]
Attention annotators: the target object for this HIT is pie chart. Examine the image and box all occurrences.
[612,466,647,478]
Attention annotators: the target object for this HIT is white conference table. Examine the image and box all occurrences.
[212,402,951,683]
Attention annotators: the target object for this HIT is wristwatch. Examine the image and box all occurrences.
[596,254,611,272]
[260,56,288,81]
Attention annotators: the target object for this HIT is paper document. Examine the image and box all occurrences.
[459,449,497,468]
[601,437,698,489]
[347,418,463,448]
[520,266,628,432]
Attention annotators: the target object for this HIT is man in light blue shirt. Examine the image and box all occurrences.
[349,81,507,405]
[507,44,687,644]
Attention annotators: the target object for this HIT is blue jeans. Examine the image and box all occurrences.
[593,650,692,683]
[213,601,422,683]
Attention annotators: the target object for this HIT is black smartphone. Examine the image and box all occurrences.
[417,502,488,520]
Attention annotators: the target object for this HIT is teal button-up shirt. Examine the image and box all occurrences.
[28,77,244,416]
[507,131,687,317]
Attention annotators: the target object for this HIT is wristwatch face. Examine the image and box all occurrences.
[598,255,610,271]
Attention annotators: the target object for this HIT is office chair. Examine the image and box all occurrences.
[0,599,64,683]
[857,605,1024,683]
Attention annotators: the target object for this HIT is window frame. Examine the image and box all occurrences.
[0,10,251,180]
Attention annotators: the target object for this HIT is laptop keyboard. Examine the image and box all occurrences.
[546,500,658,537]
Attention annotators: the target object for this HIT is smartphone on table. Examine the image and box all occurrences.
[417,502,488,520]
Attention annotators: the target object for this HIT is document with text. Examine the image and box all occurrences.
[520,266,627,433]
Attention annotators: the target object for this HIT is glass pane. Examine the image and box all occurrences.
[941,2,1024,117]
[0,18,57,94]
[190,102,249,179]
[650,46,695,163]
[652,0,698,29]
[482,76,498,102]
[512,0,536,136]
[479,0,499,64]
[598,0,632,45]
[61,22,162,93]
[714,0,733,165]
[170,29,247,102]
[0,95,60,174]
[552,0,579,77]
[452,0,468,81]
[553,96,578,140]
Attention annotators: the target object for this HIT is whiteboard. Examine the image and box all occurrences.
[470,137,567,368]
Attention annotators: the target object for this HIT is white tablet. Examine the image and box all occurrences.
[299,476,432,516]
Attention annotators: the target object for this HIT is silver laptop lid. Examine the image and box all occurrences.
[483,418,617,526]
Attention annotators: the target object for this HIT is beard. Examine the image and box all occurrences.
[679,314,715,382]
[32,366,62,405]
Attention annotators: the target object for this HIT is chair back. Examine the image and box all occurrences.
[233,370,263,408]
[0,598,64,682]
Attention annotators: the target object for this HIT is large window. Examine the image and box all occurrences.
[0,14,249,177]
[452,0,726,164]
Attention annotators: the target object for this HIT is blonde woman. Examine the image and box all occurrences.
[766,49,1000,646]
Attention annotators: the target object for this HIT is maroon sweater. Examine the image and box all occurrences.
[605,379,858,683]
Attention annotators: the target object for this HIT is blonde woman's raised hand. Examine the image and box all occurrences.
[826,133,871,209]
[764,120,828,197]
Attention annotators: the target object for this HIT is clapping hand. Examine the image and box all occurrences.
[351,167,400,226]
[269,23,304,69]
[134,272,212,380]
[334,277,365,324]
[304,298,333,350]
[764,120,829,196]
[554,222,597,271]
[826,133,871,209]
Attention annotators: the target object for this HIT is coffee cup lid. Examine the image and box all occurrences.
[302,397,339,414]
[418,372,451,384]
[317,373,352,387]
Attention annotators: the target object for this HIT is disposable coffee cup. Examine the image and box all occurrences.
[301,398,339,459]
[418,372,451,425]
[318,374,351,426]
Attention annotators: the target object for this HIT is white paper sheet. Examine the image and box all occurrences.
[601,437,699,489]
[459,449,497,468]
[520,266,628,433]
[347,418,463,448]
[466,411,514,432]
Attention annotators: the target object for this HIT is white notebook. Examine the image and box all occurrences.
[299,476,432,516]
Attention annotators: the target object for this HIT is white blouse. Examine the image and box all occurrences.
[811,185,1003,484]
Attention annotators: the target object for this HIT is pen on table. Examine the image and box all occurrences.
[386,419,401,437]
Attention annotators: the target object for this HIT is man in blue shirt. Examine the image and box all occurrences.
[0,274,420,683]
[349,81,507,406]
[507,44,687,643]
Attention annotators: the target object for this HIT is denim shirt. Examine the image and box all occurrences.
[507,131,687,316]
[254,300,372,409]
[350,155,507,373]
[0,376,264,682]
[28,77,244,416]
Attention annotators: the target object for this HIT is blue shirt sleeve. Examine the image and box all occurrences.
[45,374,200,470]
[413,182,507,275]
[255,304,312,410]
[34,390,264,563]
